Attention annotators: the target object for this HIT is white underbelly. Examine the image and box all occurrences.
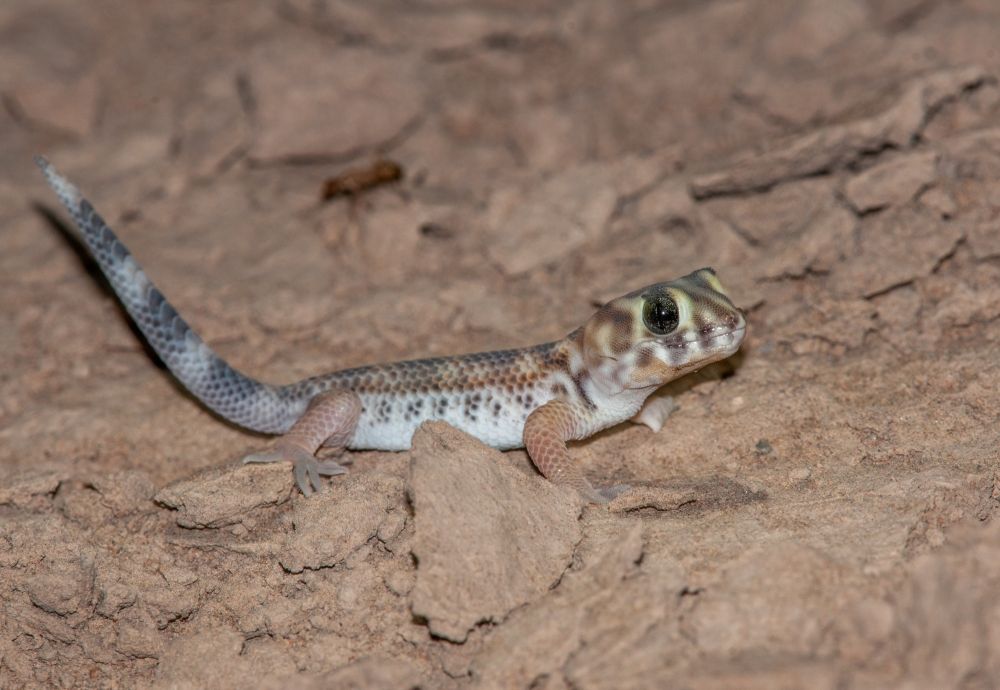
[347,387,554,451]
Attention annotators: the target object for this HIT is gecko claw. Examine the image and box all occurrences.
[243,443,344,496]
[315,459,349,476]
[294,456,322,497]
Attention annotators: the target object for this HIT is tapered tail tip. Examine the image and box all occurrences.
[34,155,82,209]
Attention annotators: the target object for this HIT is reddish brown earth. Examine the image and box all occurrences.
[4,1,1000,687]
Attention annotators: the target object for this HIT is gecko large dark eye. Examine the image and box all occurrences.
[642,295,679,335]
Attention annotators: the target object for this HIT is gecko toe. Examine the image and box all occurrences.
[576,486,610,504]
[291,450,325,496]
[243,444,337,496]
[241,449,285,465]
[597,484,632,501]
[315,459,349,476]
[293,460,315,497]
[305,459,324,495]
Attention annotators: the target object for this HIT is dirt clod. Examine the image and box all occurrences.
[408,422,582,643]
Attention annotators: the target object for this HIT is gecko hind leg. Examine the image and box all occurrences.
[242,389,362,496]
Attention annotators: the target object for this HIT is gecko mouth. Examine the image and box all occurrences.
[623,325,747,390]
[661,325,747,350]
[600,326,746,369]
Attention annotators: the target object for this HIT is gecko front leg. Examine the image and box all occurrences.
[523,400,629,504]
[243,389,362,496]
[630,396,676,433]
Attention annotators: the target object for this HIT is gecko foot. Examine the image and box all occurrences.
[242,443,347,497]
[597,484,633,502]
[576,483,633,505]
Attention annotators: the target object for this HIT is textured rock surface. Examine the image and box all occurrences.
[408,422,582,642]
[155,462,291,529]
[279,473,405,573]
[247,41,423,163]
[4,0,1000,686]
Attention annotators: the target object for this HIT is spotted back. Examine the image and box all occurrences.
[282,343,572,450]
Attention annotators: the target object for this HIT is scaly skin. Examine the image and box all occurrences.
[36,157,747,502]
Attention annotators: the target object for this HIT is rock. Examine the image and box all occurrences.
[608,484,700,512]
[939,126,1000,182]
[248,40,422,163]
[278,473,405,573]
[831,205,962,298]
[789,467,812,481]
[779,296,877,354]
[5,73,100,137]
[562,574,689,688]
[349,198,440,287]
[94,565,138,618]
[384,569,415,597]
[408,422,582,643]
[251,285,336,334]
[685,542,854,657]
[609,477,766,515]
[705,177,833,246]
[917,186,957,219]
[175,70,252,178]
[154,462,290,529]
[0,468,62,508]
[690,66,988,198]
[763,0,869,63]
[681,660,841,690]
[278,0,537,53]
[485,156,662,275]
[875,520,1000,686]
[926,272,1000,332]
[737,70,839,126]
[154,627,245,688]
[967,216,1000,260]
[258,657,422,690]
[472,524,690,687]
[26,572,83,616]
[115,608,164,659]
[704,177,857,278]
[842,151,939,213]
[87,470,156,516]
[143,580,202,631]
[633,176,696,229]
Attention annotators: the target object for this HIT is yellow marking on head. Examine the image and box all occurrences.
[664,287,696,333]
[696,269,730,298]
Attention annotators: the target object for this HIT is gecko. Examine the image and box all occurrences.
[36,157,747,503]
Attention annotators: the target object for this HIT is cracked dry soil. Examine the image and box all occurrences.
[4,1,1000,688]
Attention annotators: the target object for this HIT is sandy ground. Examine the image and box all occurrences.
[3,0,1000,687]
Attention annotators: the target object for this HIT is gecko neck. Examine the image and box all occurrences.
[551,329,652,426]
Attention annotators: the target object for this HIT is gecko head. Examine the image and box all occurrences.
[581,268,747,391]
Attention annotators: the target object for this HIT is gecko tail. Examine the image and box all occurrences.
[35,156,306,434]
